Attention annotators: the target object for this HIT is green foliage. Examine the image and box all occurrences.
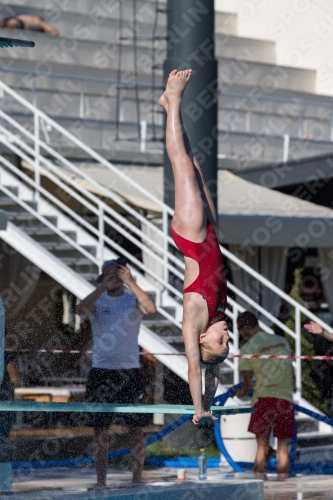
[286,268,329,414]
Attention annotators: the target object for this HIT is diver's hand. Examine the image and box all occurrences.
[192,411,217,426]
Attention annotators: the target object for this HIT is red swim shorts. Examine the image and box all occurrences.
[248,397,296,439]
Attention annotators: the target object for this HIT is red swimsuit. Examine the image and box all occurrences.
[171,221,227,324]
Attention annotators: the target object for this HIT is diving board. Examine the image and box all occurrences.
[0,37,35,48]
[0,401,253,415]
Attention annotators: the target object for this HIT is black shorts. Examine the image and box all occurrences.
[86,367,151,429]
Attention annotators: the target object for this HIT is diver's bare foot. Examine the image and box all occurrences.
[158,92,169,112]
[158,69,177,112]
[165,69,192,102]
[158,69,192,111]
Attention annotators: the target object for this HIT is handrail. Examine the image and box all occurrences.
[0,132,185,282]
[0,161,183,301]
[222,245,333,334]
[0,81,173,216]
[0,110,182,265]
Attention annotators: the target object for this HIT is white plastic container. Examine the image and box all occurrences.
[220,411,257,463]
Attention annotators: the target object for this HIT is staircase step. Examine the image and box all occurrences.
[0,29,315,94]
[297,444,333,463]
[39,242,97,258]
[0,198,37,212]
[142,319,176,327]
[60,258,99,275]
[145,308,176,321]
[297,432,333,448]
[2,186,19,196]
[296,417,319,434]
[159,335,184,343]
[19,226,77,243]
[8,213,58,227]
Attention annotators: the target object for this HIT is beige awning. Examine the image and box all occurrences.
[22,161,333,247]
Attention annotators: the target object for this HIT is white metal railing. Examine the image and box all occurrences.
[0,80,332,402]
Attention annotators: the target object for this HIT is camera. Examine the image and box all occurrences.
[117,257,128,266]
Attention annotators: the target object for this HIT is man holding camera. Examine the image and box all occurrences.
[76,258,157,488]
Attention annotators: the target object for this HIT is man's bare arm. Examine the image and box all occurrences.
[118,266,156,315]
[304,322,333,342]
[7,362,23,385]
[232,371,254,399]
[75,284,106,317]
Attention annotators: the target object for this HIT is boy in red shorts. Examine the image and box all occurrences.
[232,311,295,480]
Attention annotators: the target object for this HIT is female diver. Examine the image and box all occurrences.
[159,69,229,425]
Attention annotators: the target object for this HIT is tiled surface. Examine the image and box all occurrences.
[264,474,333,499]
[2,467,333,499]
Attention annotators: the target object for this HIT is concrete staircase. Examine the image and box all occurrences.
[0,0,330,168]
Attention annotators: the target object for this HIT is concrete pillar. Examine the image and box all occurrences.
[163,0,218,210]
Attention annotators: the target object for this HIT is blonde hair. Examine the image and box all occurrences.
[199,342,229,366]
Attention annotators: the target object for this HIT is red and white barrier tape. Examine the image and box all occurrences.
[5,349,333,360]
[233,355,333,361]
[5,349,185,355]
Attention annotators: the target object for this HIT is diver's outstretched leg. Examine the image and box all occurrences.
[159,69,207,241]
[159,70,216,235]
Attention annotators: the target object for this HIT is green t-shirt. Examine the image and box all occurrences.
[239,331,294,406]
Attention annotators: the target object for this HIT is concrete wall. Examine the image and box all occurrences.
[215,0,333,96]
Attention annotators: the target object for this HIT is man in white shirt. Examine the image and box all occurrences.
[76,258,156,488]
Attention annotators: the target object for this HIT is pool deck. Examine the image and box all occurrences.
[2,467,333,499]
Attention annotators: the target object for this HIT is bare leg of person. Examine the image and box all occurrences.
[183,131,217,224]
[130,427,145,483]
[277,438,290,480]
[254,435,269,480]
[159,69,208,242]
[93,427,108,488]
[160,83,216,224]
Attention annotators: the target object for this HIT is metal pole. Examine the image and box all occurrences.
[162,208,169,287]
[233,305,240,385]
[34,113,40,202]
[140,120,147,152]
[283,134,290,163]
[32,75,37,107]
[98,204,104,271]
[79,82,85,119]
[163,0,218,211]
[295,307,302,403]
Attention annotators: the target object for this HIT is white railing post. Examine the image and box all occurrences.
[119,88,124,122]
[79,82,85,119]
[232,305,240,385]
[295,307,302,403]
[34,112,40,202]
[162,208,169,288]
[140,120,147,152]
[283,134,290,162]
[98,203,104,272]
[32,75,37,107]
